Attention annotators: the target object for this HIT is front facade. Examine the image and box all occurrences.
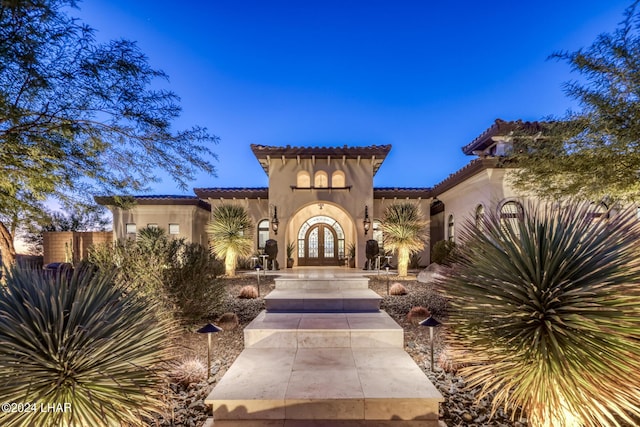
[94,119,535,269]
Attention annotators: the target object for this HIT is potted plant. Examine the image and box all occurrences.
[347,243,356,268]
[286,241,295,268]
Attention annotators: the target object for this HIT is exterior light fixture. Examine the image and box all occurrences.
[363,205,371,235]
[382,259,391,295]
[196,323,223,378]
[254,263,262,297]
[419,316,442,371]
[271,206,279,235]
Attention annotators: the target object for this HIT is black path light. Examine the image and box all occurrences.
[196,323,223,378]
[254,262,263,297]
[381,259,392,295]
[419,316,441,371]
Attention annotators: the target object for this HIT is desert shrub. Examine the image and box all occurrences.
[168,357,207,388]
[217,312,239,330]
[406,306,430,324]
[440,201,640,426]
[389,282,407,295]
[166,242,225,321]
[238,285,258,299]
[431,240,458,265]
[0,264,173,427]
[88,229,225,323]
[381,286,447,320]
[409,252,422,269]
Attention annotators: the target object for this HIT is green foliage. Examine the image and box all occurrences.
[431,240,457,265]
[439,201,640,427]
[0,0,217,266]
[511,2,640,202]
[0,263,174,427]
[165,242,225,321]
[207,204,254,276]
[88,227,224,322]
[381,202,428,277]
[286,240,296,258]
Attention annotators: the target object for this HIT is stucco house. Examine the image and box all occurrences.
[94,119,537,269]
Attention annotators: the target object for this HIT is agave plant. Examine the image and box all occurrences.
[0,264,174,427]
[439,201,640,427]
[207,203,254,276]
[381,202,428,277]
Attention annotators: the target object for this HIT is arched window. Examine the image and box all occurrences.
[475,204,485,229]
[314,171,328,188]
[257,219,270,250]
[447,214,455,243]
[332,170,345,187]
[297,171,311,188]
[500,201,524,237]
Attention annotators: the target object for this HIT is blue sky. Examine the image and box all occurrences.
[76,0,632,193]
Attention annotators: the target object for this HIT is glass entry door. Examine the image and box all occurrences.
[297,216,344,266]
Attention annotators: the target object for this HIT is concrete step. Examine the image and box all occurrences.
[206,348,443,425]
[204,419,447,426]
[274,277,369,290]
[244,311,403,348]
[264,289,381,313]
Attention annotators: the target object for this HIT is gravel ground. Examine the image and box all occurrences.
[150,273,529,427]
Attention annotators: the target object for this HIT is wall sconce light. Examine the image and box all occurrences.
[363,205,371,235]
[271,206,279,235]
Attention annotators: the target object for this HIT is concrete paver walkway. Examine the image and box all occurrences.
[204,268,443,426]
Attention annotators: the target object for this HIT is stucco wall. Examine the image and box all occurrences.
[436,167,525,243]
[43,231,113,265]
[110,204,209,245]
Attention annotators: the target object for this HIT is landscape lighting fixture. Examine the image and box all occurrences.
[363,206,371,235]
[419,316,442,371]
[196,323,223,378]
[271,206,279,234]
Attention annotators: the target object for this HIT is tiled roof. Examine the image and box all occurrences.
[250,144,392,175]
[462,119,545,155]
[431,158,502,196]
[94,195,211,210]
[194,187,269,199]
[373,187,432,198]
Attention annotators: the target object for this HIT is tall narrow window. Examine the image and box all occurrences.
[126,223,136,235]
[372,220,383,250]
[475,204,485,229]
[297,171,311,187]
[314,171,328,188]
[447,215,455,243]
[500,201,524,237]
[257,219,270,250]
[331,171,345,187]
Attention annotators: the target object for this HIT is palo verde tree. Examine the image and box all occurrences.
[511,1,640,202]
[0,0,217,268]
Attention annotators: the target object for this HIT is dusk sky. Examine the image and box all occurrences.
[76,0,632,194]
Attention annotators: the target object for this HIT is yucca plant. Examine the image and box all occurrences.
[381,202,428,277]
[0,264,174,427]
[207,204,254,277]
[439,201,640,427]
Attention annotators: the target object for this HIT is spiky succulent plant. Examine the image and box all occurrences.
[207,203,254,277]
[439,201,640,427]
[0,264,174,427]
[381,202,428,277]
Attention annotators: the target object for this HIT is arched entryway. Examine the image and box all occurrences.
[297,216,345,266]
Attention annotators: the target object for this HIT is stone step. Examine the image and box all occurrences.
[264,289,381,313]
[244,311,403,348]
[206,348,443,425]
[274,277,369,290]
